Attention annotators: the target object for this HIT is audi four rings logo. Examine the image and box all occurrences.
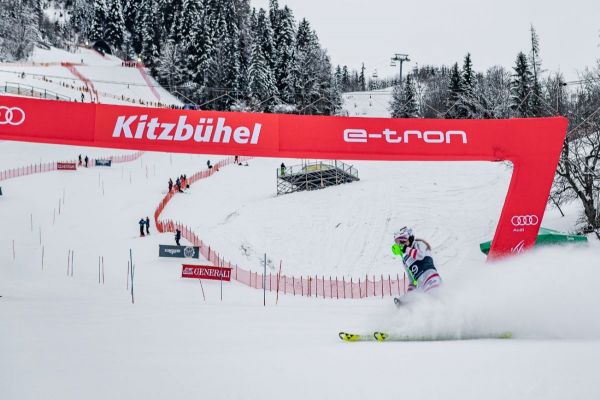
[511,215,539,226]
[0,106,25,126]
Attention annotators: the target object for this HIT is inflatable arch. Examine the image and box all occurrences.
[0,96,568,259]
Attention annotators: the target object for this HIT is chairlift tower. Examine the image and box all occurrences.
[390,53,410,85]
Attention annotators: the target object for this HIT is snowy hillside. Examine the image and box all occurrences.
[0,46,182,106]
[1,81,600,400]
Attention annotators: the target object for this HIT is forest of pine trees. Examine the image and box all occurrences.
[0,0,342,114]
[387,26,567,120]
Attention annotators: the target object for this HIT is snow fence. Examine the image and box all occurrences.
[154,156,410,300]
[0,151,144,182]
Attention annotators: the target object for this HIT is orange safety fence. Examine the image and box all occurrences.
[154,156,409,299]
[0,151,144,182]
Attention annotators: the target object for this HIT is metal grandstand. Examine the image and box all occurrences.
[276,160,359,195]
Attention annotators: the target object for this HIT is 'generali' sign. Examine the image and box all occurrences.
[57,162,76,170]
[182,265,232,281]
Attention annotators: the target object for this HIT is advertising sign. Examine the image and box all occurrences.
[182,265,232,281]
[159,245,199,259]
[57,162,76,170]
[95,159,112,166]
[0,95,569,259]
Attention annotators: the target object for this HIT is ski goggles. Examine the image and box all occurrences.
[394,236,409,245]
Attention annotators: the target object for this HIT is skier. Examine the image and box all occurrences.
[175,229,181,246]
[139,218,146,237]
[145,217,150,235]
[392,226,442,295]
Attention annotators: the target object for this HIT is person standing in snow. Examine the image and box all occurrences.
[145,217,150,235]
[175,229,181,246]
[392,226,442,293]
[139,218,146,237]
[84,155,89,167]
[168,178,173,192]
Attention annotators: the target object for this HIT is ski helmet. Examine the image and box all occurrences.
[394,226,413,244]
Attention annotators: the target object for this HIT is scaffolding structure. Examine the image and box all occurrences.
[276,160,359,195]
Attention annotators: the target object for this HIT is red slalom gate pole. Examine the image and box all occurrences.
[276,260,282,305]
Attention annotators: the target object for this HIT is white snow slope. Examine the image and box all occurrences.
[1,79,600,400]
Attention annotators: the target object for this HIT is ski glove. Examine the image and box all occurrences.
[391,243,404,256]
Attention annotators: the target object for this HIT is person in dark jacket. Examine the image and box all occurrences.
[145,217,150,235]
[78,154,82,166]
[175,229,181,246]
[139,218,145,237]
[84,155,89,167]
[168,178,173,192]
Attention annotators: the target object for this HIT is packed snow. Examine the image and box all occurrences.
[1,58,600,400]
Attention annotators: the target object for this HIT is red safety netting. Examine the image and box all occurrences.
[154,156,409,299]
[0,151,144,182]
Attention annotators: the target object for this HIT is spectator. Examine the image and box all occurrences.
[168,178,173,192]
[84,155,89,167]
[175,229,181,246]
[280,162,286,176]
[145,217,150,235]
[81,93,84,102]
[175,177,182,192]
[207,160,212,169]
[234,155,239,164]
[139,218,145,237]
[78,154,82,166]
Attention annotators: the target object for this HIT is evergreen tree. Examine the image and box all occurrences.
[529,24,543,116]
[456,53,478,118]
[511,51,533,117]
[90,0,107,41]
[157,39,184,89]
[255,9,275,70]
[341,65,350,92]
[0,0,40,61]
[272,5,296,103]
[72,0,95,38]
[359,62,366,91]
[104,0,125,49]
[390,75,418,118]
[248,37,278,111]
[138,0,161,71]
[446,62,462,118]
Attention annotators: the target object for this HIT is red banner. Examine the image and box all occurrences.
[182,265,232,281]
[57,162,76,170]
[0,95,568,259]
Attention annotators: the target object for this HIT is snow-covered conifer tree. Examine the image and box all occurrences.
[511,51,533,117]
[104,0,126,49]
